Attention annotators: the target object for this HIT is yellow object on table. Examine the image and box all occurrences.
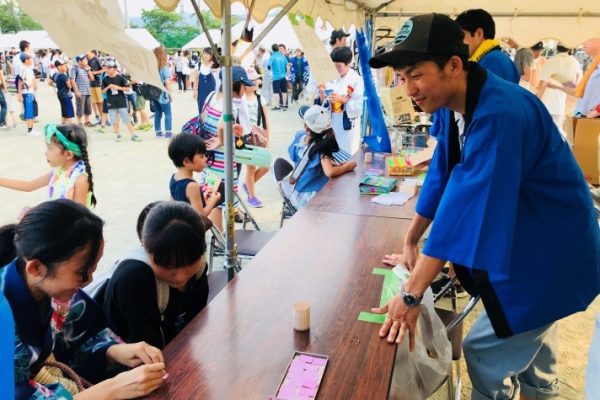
[386,155,414,176]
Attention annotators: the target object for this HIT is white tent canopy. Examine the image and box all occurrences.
[125,28,161,50]
[196,0,600,48]
[183,15,314,51]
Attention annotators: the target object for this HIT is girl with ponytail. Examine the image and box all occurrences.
[0,124,97,207]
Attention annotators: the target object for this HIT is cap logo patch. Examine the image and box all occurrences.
[394,20,413,45]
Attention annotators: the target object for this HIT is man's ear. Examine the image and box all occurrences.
[447,56,465,77]
[475,27,485,41]
[25,259,47,279]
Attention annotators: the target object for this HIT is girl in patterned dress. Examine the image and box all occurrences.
[0,200,165,400]
[0,124,97,208]
[199,66,255,231]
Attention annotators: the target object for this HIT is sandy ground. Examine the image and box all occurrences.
[0,84,596,399]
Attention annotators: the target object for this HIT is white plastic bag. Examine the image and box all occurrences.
[586,314,600,399]
[389,265,452,400]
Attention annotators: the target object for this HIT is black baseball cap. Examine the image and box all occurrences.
[530,41,544,51]
[369,13,469,69]
[330,29,350,41]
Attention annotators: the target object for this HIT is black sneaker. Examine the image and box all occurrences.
[271,106,281,111]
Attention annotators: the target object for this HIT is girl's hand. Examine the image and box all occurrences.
[108,363,165,399]
[232,123,243,137]
[344,161,357,172]
[107,342,164,368]
[205,137,220,151]
[208,191,222,206]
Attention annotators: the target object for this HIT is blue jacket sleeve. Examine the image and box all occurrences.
[422,114,521,278]
[0,292,14,400]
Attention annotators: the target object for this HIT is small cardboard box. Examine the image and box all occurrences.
[566,116,600,185]
[359,176,398,195]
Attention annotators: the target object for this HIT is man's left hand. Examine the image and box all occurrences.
[372,294,421,351]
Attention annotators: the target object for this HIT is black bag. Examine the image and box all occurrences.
[140,84,162,101]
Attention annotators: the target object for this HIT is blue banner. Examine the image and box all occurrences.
[356,23,391,153]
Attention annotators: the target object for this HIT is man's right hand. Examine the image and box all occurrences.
[402,241,419,271]
[75,91,81,98]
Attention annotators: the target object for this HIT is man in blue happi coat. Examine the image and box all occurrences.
[369,13,600,400]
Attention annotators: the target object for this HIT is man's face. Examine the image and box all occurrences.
[394,59,458,114]
[279,45,286,54]
[107,66,117,77]
[79,58,88,67]
[461,28,484,57]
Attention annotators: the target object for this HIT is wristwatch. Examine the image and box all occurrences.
[400,285,422,307]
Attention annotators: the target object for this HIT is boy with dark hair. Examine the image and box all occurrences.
[455,8,519,83]
[101,60,141,142]
[47,59,74,123]
[369,13,599,400]
[168,134,221,216]
[87,49,104,124]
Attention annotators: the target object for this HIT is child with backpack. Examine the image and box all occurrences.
[102,201,210,349]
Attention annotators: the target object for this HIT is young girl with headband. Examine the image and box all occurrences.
[0,123,97,207]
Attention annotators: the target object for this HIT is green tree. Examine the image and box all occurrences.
[141,7,220,49]
[0,0,42,33]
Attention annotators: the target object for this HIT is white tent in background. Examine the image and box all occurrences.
[125,28,160,50]
[16,30,59,49]
[183,21,246,50]
[0,33,17,50]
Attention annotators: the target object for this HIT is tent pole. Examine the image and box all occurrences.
[237,0,299,62]
[190,0,220,57]
[221,0,238,281]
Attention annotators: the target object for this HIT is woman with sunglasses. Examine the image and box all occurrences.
[0,124,97,208]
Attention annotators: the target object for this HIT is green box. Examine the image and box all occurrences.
[359,176,397,195]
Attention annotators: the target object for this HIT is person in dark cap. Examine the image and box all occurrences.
[329,29,350,50]
[369,13,599,400]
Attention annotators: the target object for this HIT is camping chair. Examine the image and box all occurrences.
[434,277,481,400]
[208,191,276,272]
[272,157,297,227]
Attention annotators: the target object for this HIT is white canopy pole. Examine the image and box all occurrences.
[221,0,238,281]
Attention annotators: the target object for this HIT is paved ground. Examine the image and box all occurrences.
[0,83,596,398]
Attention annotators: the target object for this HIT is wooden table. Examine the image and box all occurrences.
[306,149,418,220]
[148,210,412,400]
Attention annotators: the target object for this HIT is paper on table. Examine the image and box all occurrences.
[302,377,319,389]
[371,192,413,206]
[312,358,327,366]
[299,387,318,397]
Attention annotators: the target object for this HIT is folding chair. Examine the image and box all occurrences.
[434,277,481,400]
[272,157,297,227]
[208,191,276,272]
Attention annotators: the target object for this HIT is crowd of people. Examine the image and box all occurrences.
[0,7,599,399]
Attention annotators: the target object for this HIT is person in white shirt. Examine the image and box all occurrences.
[537,45,582,137]
[257,47,273,106]
[316,47,364,154]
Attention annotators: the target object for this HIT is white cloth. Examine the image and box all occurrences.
[539,53,581,116]
[329,68,363,154]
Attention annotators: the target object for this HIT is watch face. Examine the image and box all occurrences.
[403,293,420,307]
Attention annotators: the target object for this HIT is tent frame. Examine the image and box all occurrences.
[190,0,398,281]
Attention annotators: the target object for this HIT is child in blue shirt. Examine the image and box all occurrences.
[168,134,221,216]
[282,105,356,209]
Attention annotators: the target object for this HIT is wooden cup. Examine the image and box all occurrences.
[293,302,310,331]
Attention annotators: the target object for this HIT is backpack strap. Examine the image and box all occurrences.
[256,94,267,130]
[289,141,315,186]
